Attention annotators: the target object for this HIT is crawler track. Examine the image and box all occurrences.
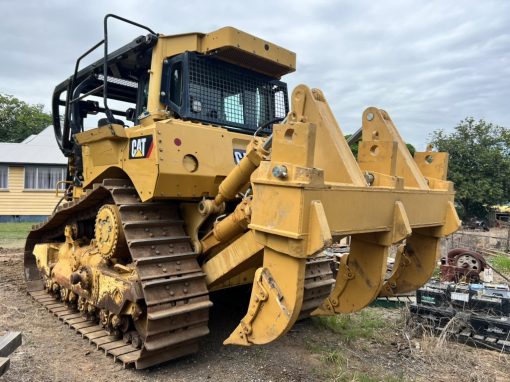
[25,179,212,369]
[300,256,335,319]
[24,179,334,368]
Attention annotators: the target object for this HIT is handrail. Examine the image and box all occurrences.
[103,14,156,122]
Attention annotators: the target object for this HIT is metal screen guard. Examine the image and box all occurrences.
[162,52,289,134]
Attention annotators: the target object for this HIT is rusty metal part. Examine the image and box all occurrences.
[25,179,212,369]
[411,281,510,353]
[440,248,486,283]
[456,253,483,271]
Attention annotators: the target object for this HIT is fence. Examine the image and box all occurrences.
[445,227,510,255]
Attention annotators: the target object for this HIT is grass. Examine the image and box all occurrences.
[489,254,510,273]
[431,265,441,279]
[313,308,388,343]
[0,222,33,248]
[319,348,404,382]
[307,308,404,381]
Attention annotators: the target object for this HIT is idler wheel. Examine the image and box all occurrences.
[95,204,125,260]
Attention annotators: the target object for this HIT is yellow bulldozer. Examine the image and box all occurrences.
[25,14,460,369]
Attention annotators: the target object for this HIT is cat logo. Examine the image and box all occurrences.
[129,135,154,159]
[233,149,246,164]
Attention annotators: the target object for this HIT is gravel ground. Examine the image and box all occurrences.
[1,248,510,382]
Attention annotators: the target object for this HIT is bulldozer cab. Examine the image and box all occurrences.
[52,14,294,189]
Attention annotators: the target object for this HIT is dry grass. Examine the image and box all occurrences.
[399,309,510,382]
[306,306,510,382]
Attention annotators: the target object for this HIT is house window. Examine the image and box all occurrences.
[0,166,7,189]
[24,166,66,190]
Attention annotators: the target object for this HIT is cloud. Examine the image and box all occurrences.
[0,0,508,149]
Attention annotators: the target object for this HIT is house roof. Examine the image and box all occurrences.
[0,126,67,165]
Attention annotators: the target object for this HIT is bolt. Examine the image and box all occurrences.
[364,172,375,186]
[367,112,374,121]
[160,91,166,97]
[272,165,288,179]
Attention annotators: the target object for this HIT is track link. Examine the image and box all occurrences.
[301,255,335,319]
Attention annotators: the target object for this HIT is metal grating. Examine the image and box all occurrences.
[186,53,288,133]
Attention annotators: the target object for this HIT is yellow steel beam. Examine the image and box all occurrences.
[202,230,263,288]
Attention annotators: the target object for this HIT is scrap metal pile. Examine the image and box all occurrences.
[411,248,510,352]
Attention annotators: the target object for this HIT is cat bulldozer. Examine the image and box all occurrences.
[25,15,460,369]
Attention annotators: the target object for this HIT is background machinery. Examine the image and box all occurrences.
[24,15,460,369]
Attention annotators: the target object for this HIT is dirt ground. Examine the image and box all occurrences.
[1,247,510,382]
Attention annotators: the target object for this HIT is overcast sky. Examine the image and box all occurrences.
[0,0,508,148]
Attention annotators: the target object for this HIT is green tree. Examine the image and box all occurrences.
[430,118,510,219]
[0,94,52,142]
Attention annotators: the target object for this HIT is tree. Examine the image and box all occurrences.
[430,118,510,219]
[0,94,52,143]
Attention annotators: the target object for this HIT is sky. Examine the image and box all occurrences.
[0,0,509,149]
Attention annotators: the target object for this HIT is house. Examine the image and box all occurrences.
[0,126,67,222]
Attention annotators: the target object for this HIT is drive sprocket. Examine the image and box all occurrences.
[95,204,125,260]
